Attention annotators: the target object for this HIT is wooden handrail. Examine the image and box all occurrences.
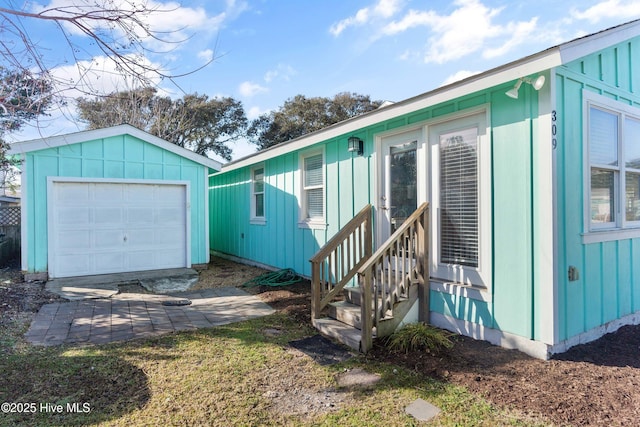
[359,202,429,352]
[358,202,429,275]
[310,204,373,320]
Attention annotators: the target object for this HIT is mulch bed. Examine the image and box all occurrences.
[253,279,640,426]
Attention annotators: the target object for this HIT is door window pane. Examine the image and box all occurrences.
[389,141,417,233]
[440,127,478,267]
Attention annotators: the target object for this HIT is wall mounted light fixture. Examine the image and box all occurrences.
[348,136,364,155]
[505,75,546,99]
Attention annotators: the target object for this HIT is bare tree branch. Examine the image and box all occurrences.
[0,1,215,115]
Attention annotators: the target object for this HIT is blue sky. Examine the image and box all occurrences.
[9,0,640,162]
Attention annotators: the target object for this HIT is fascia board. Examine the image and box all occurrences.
[559,20,640,64]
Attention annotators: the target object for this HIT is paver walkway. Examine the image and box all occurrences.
[25,287,274,346]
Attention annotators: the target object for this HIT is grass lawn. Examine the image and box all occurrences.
[0,310,551,426]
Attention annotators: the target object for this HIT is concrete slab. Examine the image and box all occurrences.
[405,398,441,422]
[46,268,199,300]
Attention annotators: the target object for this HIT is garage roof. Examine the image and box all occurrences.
[8,124,223,171]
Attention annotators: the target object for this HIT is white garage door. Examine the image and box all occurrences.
[49,180,189,278]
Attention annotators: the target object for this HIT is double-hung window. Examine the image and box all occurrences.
[251,165,265,224]
[299,150,325,227]
[585,92,640,240]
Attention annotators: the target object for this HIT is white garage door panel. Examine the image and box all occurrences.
[49,181,189,278]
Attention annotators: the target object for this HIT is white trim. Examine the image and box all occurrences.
[218,20,640,173]
[558,19,640,64]
[548,310,640,356]
[8,124,222,171]
[19,154,28,272]
[550,69,560,345]
[583,91,640,238]
[298,148,327,229]
[427,109,492,288]
[430,280,492,302]
[375,127,425,246]
[430,312,551,360]
[582,227,640,244]
[46,177,191,278]
[204,167,210,264]
[250,164,266,224]
[536,70,557,345]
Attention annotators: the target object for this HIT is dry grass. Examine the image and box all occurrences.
[0,257,550,426]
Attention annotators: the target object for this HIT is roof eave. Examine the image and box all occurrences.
[220,47,563,173]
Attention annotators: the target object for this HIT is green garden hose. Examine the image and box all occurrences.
[242,268,301,288]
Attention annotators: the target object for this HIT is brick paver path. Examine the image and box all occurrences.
[25,287,274,346]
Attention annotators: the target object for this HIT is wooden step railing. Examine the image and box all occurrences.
[310,204,373,320]
[358,202,429,352]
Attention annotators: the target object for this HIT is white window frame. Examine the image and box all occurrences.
[298,148,326,229]
[428,109,492,289]
[250,164,266,225]
[583,91,640,244]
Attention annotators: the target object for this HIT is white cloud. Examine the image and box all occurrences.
[198,49,215,63]
[264,64,296,83]
[33,0,249,56]
[482,17,538,59]
[51,55,163,97]
[572,0,640,24]
[381,0,539,64]
[239,81,268,97]
[441,70,481,86]
[329,0,403,36]
[246,106,271,120]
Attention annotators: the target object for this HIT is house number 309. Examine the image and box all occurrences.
[552,110,557,149]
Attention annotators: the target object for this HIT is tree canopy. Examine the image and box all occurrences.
[0,67,53,192]
[248,92,383,150]
[76,88,247,161]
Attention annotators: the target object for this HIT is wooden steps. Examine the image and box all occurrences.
[314,281,418,352]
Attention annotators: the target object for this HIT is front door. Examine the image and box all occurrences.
[378,130,421,244]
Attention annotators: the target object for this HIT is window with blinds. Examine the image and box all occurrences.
[587,100,640,230]
[302,152,324,221]
[439,127,479,267]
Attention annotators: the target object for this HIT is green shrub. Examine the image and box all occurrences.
[385,322,454,354]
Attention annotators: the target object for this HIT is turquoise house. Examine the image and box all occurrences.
[210,20,640,359]
[9,124,221,280]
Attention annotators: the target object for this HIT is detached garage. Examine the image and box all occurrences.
[8,124,221,280]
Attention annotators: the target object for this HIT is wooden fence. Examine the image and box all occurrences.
[0,206,20,265]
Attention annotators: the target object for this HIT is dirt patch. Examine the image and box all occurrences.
[0,260,65,353]
[192,257,269,289]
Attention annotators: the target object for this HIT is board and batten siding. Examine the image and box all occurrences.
[23,134,210,273]
[209,141,374,276]
[555,37,640,342]
[210,85,553,343]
